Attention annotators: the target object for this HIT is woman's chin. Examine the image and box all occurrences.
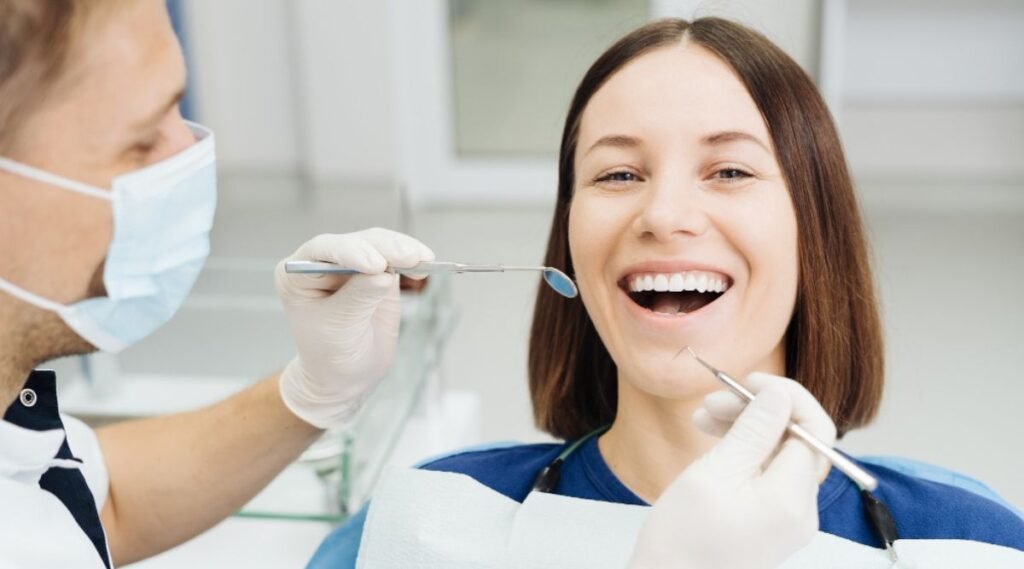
[620,359,723,402]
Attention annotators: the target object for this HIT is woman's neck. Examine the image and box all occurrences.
[597,381,719,504]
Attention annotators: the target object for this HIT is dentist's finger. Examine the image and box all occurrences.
[355,227,435,271]
[693,407,733,439]
[702,389,748,422]
[708,386,793,476]
[703,374,835,446]
[277,234,387,298]
[762,431,832,488]
[746,373,836,483]
[746,373,836,446]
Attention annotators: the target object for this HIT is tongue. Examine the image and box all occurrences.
[650,292,684,315]
[648,291,716,315]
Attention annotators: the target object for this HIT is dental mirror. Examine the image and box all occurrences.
[285,260,579,299]
[541,267,579,298]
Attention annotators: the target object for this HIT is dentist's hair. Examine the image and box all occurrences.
[0,0,104,152]
[529,17,884,440]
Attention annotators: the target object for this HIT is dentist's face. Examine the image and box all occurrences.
[0,0,192,355]
[568,43,799,399]
[0,0,192,301]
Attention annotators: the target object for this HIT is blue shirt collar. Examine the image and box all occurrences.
[576,432,854,511]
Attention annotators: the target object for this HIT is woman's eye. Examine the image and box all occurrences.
[712,168,753,181]
[595,171,640,184]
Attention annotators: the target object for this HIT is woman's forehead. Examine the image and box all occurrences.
[577,44,770,150]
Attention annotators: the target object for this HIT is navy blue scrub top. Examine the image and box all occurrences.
[3,371,111,568]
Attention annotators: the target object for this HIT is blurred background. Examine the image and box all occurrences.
[54,0,1024,565]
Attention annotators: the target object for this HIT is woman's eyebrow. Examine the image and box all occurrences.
[702,130,771,153]
[582,134,642,157]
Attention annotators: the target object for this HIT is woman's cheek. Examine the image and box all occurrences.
[569,194,624,324]
[569,195,611,272]
[718,185,796,310]
[747,192,800,345]
[769,196,800,309]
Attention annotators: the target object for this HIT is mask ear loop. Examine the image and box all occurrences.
[0,277,69,313]
[0,157,110,314]
[0,157,112,200]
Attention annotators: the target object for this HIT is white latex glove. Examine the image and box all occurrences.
[275,228,434,429]
[628,372,837,569]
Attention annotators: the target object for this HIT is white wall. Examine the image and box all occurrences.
[184,1,300,173]
[842,0,1024,103]
[182,0,400,189]
[834,0,1024,211]
[292,0,399,186]
[843,209,1024,508]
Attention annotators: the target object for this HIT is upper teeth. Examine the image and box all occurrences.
[628,271,729,293]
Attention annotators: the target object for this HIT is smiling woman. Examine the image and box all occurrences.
[530,18,882,445]
[522,16,1021,550]
[309,16,1024,569]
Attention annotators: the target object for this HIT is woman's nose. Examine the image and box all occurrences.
[632,177,711,242]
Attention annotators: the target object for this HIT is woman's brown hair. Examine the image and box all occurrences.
[529,17,884,440]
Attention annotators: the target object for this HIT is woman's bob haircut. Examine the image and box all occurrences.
[529,17,884,440]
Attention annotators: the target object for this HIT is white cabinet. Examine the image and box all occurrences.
[821,0,1024,210]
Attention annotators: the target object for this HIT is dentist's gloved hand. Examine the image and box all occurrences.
[628,372,836,569]
[275,228,434,429]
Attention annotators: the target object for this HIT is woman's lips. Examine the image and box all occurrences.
[617,281,732,326]
[610,259,737,333]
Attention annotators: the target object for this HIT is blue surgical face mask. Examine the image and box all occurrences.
[0,121,217,353]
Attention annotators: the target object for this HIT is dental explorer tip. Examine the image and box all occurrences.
[681,346,720,376]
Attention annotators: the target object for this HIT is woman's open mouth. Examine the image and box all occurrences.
[619,270,732,316]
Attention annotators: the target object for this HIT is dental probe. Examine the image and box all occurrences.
[679,347,901,561]
[284,260,579,298]
[677,346,878,492]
